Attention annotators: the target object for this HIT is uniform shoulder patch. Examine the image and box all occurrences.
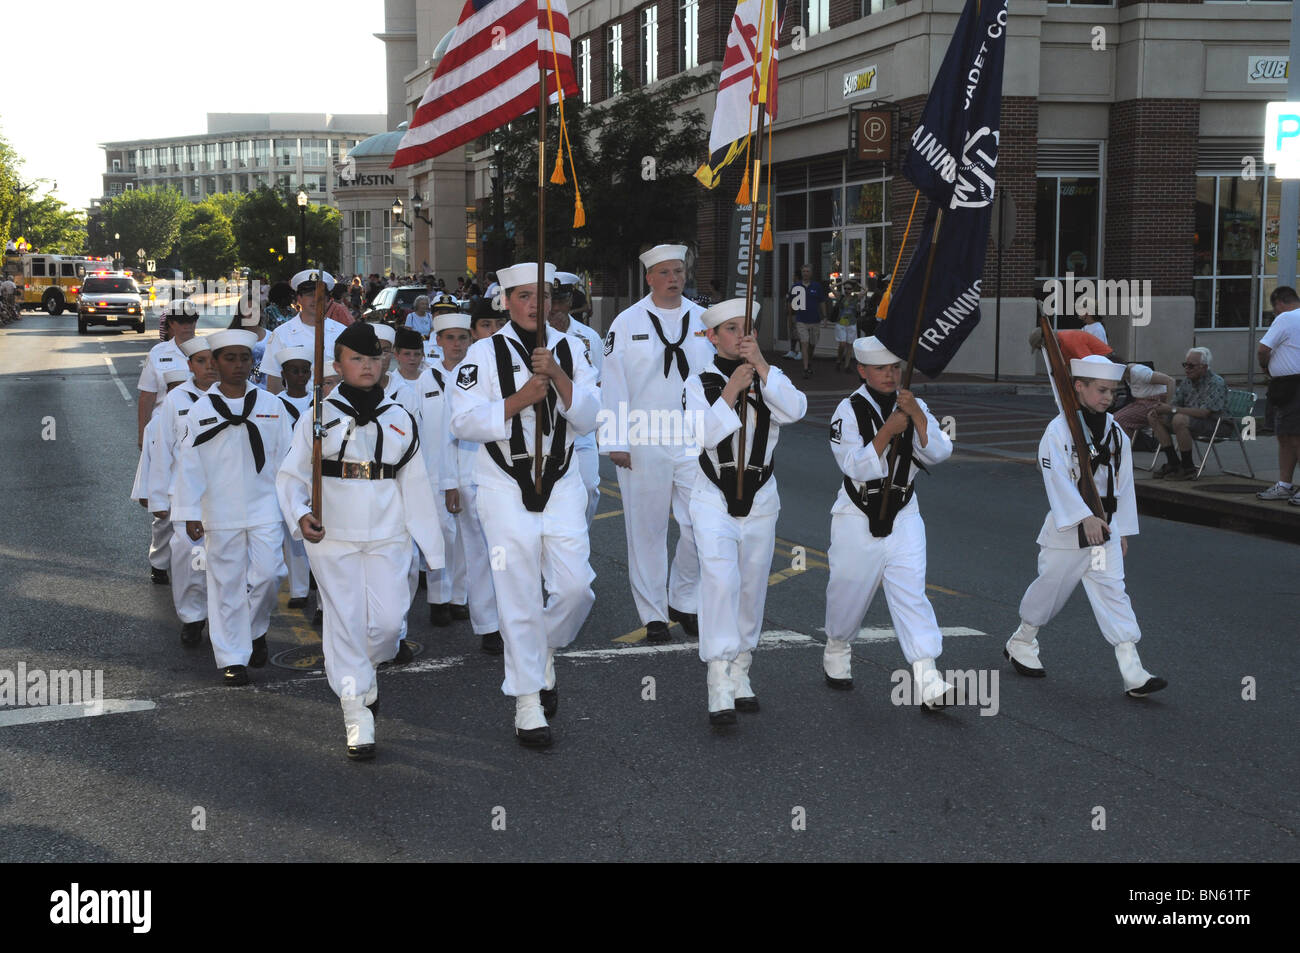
[1040,457,1051,470]
[457,364,478,390]
[830,418,843,444]
[604,331,614,356]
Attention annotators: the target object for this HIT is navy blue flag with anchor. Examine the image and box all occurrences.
[877,0,1008,378]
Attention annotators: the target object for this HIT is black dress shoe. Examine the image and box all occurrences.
[1002,648,1047,678]
[668,606,698,637]
[249,635,268,668]
[480,631,504,655]
[709,708,737,726]
[516,725,552,748]
[824,673,853,690]
[347,743,376,761]
[735,695,759,713]
[312,608,323,626]
[449,604,470,621]
[222,665,250,686]
[1126,676,1168,697]
[287,596,308,609]
[391,640,414,665]
[180,620,204,647]
[429,603,452,627]
[308,572,317,591]
[151,567,169,585]
[540,688,558,718]
[645,621,670,643]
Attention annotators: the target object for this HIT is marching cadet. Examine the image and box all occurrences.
[1006,354,1167,697]
[385,325,428,663]
[137,299,202,584]
[685,300,806,725]
[389,327,427,406]
[601,244,713,641]
[150,337,220,646]
[174,330,293,686]
[548,274,604,525]
[276,322,444,760]
[419,310,473,628]
[449,262,600,748]
[273,347,314,609]
[821,336,956,708]
[443,300,505,652]
[261,270,347,395]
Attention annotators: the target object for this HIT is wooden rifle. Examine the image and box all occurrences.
[311,268,326,522]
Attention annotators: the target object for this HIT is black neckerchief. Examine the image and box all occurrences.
[647,306,691,379]
[337,382,385,426]
[714,355,744,377]
[510,321,538,353]
[1081,407,1108,448]
[193,390,266,472]
[866,384,897,419]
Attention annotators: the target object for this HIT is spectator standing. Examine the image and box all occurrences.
[1257,286,1300,501]
[786,264,828,379]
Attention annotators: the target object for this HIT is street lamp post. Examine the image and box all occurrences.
[296,189,309,271]
[391,198,412,276]
[114,233,121,271]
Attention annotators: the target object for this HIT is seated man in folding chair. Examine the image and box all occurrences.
[1147,347,1226,481]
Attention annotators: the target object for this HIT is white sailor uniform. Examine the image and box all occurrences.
[416,362,468,610]
[601,294,713,626]
[276,392,314,600]
[448,323,600,700]
[258,315,346,383]
[565,316,605,525]
[385,373,428,638]
[151,379,212,625]
[823,385,954,676]
[685,360,807,670]
[275,388,444,739]
[173,383,294,669]
[138,338,187,571]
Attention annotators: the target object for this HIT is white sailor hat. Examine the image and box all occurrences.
[701,297,759,330]
[553,271,581,287]
[276,345,311,366]
[372,323,397,344]
[179,336,211,357]
[290,269,336,293]
[497,262,556,291]
[163,368,191,384]
[639,244,687,270]
[163,299,200,321]
[434,312,472,333]
[1070,354,1125,381]
[852,336,903,366]
[207,329,258,352]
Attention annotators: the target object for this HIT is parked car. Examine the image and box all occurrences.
[77,275,146,334]
[362,285,429,324]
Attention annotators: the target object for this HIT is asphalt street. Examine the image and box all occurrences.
[0,313,1296,863]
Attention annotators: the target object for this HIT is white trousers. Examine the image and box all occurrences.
[577,443,599,526]
[615,447,700,625]
[309,535,410,699]
[1018,538,1142,646]
[169,522,207,624]
[690,499,776,662]
[399,542,420,640]
[477,475,595,696]
[458,484,500,635]
[283,533,310,598]
[149,514,171,570]
[204,524,285,669]
[824,507,944,665]
[427,501,467,605]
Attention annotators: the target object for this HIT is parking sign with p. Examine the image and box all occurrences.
[1265,102,1300,177]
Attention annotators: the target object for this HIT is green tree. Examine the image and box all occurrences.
[14,193,87,254]
[231,187,339,280]
[175,201,237,278]
[102,187,190,265]
[0,129,20,254]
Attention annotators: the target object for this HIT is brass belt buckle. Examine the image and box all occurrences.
[342,461,372,479]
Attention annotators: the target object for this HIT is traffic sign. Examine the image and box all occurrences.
[146,260,156,273]
[1265,102,1300,177]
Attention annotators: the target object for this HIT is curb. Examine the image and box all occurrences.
[1136,481,1300,544]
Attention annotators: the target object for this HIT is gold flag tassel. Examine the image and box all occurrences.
[544,0,585,226]
[877,190,920,320]
[759,115,775,251]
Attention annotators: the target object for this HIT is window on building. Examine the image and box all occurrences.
[607,23,623,97]
[111,158,121,172]
[275,139,297,167]
[302,172,327,193]
[125,183,134,192]
[577,37,592,103]
[218,141,231,168]
[1035,142,1103,327]
[239,140,253,167]
[142,148,154,172]
[640,6,659,85]
[204,142,218,169]
[859,0,900,15]
[301,139,328,166]
[803,0,830,36]
[130,151,140,172]
[276,173,294,193]
[679,0,699,71]
[191,178,201,197]
[254,140,271,166]
[205,176,217,194]
[384,210,408,276]
[110,183,123,197]
[350,210,371,276]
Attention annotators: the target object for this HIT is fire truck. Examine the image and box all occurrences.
[1,252,116,315]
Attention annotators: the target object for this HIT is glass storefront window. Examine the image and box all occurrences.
[351,210,371,276]
[777,192,806,231]
[846,182,884,224]
[810,188,840,229]
[1056,178,1100,277]
[1216,176,1262,277]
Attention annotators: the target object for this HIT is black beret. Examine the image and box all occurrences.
[394,326,424,351]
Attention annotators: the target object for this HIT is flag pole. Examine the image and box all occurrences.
[535,63,548,495]
[311,264,326,522]
[735,103,767,497]
[879,205,944,522]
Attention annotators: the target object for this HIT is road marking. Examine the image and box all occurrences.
[101,355,132,402]
[567,630,815,659]
[0,699,156,727]
[816,625,987,642]
[592,509,623,521]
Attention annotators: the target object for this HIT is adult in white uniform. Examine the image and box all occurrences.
[151,337,219,646]
[137,300,201,583]
[1007,355,1166,697]
[684,300,806,724]
[822,336,956,707]
[276,321,444,759]
[173,330,293,685]
[601,244,713,641]
[449,262,600,748]
[261,270,346,395]
[547,274,604,525]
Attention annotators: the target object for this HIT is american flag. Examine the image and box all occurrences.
[392,0,579,168]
